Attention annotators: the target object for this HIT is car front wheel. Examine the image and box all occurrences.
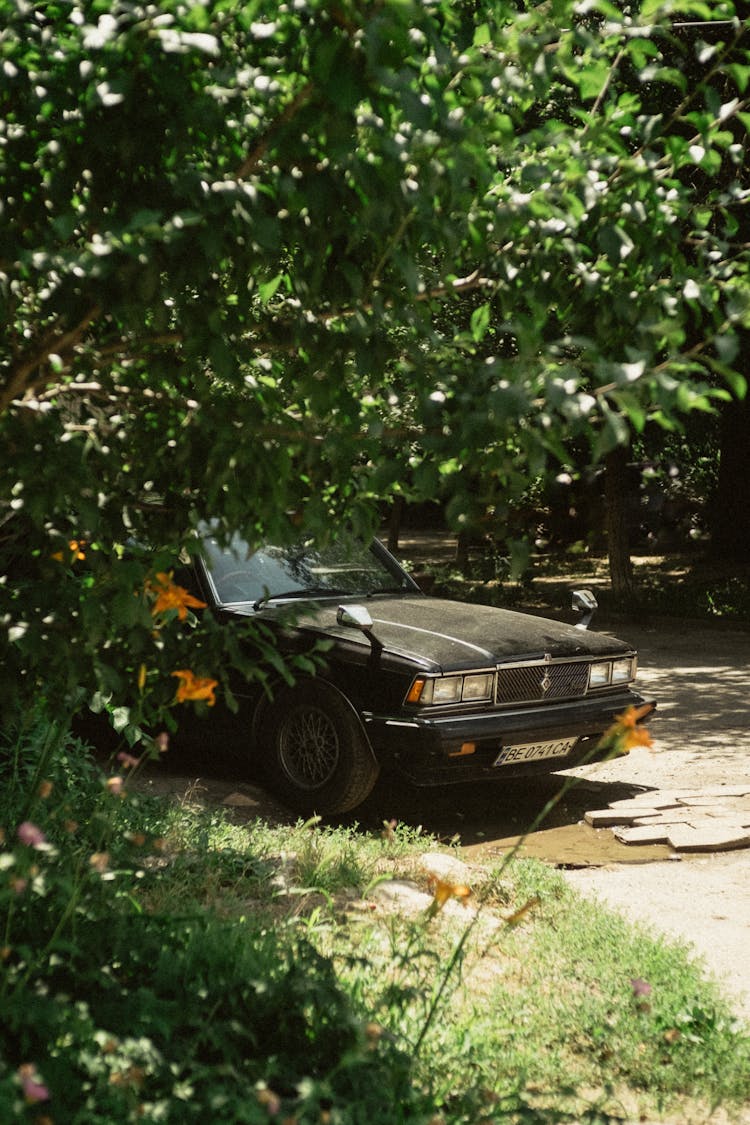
[261,682,380,815]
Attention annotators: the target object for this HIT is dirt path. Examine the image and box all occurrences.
[560,620,750,1024]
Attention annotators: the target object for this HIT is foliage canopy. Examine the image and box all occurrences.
[1,0,748,730]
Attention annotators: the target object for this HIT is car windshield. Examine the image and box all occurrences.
[203,533,410,606]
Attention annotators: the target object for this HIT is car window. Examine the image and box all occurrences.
[203,534,408,605]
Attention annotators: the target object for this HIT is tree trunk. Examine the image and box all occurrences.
[711,392,750,563]
[386,496,405,554]
[455,529,471,576]
[604,445,636,601]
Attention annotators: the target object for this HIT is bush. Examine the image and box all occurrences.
[0,715,426,1123]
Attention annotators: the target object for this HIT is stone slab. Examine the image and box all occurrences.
[632,810,698,826]
[608,796,682,811]
[672,786,750,799]
[614,825,672,845]
[585,809,661,827]
[583,786,750,853]
[677,796,734,807]
[666,825,750,852]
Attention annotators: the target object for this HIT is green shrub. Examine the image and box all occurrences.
[0,714,428,1123]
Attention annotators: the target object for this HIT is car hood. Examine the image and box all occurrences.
[233,595,633,672]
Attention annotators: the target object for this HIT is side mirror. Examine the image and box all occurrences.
[572,588,598,630]
[337,604,374,631]
[337,604,383,657]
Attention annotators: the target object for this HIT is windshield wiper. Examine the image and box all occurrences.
[253,586,349,611]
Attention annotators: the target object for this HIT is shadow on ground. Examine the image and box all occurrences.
[343,768,675,865]
[144,749,672,867]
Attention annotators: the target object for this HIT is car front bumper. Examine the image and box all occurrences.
[363,688,655,784]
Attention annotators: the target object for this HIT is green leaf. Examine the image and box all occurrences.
[470,303,491,343]
[578,61,612,102]
[258,274,283,305]
[111,706,131,733]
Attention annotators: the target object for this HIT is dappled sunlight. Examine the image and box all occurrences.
[638,665,749,741]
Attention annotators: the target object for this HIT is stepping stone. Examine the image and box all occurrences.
[608,795,682,811]
[583,787,750,852]
[614,825,673,845]
[666,825,750,852]
[585,809,661,827]
[672,786,750,799]
[632,811,696,826]
[676,796,730,807]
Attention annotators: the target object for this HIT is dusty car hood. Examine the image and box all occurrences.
[233,595,632,672]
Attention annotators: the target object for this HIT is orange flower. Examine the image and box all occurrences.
[147,572,206,620]
[52,538,86,563]
[172,668,218,706]
[600,703,654,755]
[504,895,541,927]
[426,874,471,916]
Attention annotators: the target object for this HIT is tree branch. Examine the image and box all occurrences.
[0,305,101,415]
[235,81,315,180]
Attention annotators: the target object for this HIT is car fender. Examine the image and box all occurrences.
[250,674,378,765]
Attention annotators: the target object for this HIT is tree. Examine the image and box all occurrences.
[1,0,748,737]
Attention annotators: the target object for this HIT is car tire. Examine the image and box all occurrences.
[261,681,380,815]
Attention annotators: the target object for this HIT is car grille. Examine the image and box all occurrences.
[496,660,590,705]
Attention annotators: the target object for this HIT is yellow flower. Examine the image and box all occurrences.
[147,572,206,620]
[172,668,218,706]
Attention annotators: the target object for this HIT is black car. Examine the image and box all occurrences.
[180,532,653,815]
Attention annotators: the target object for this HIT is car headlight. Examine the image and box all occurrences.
[430,677,463,704]
[589,656,637,689]
[612,656,637,684]
[405,672,494,706]
[589,662,612,688]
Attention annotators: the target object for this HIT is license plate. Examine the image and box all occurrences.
[493,737,577,767]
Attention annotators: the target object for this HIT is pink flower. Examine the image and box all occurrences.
[106,776,124,796]
[154,731,169,754]
[17,822,46,849]
[630,977,653,1012]
[18,1064,50,1104]
[117,751,140,769]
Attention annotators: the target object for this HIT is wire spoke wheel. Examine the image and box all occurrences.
[263,681,380,815]
[278,705,341,790]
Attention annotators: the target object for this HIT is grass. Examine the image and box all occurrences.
[2,712,750,1122]
[72,782,750,1122]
